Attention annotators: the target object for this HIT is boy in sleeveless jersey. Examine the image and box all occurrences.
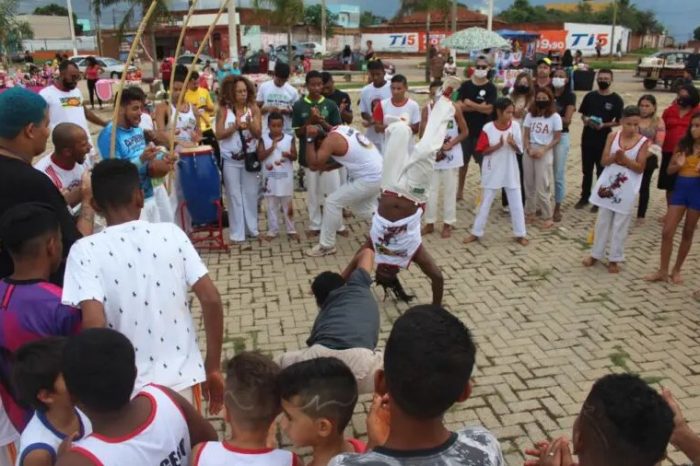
[13,338,91,466]
[583,106,649,274]
[56,329,217,466]
[278,358,365,466]
[191,352,301,466]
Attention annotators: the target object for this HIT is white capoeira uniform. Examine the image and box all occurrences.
[371,81,458,270]
[318,126,383,248]
[193,441,300,466]
[370,207,423,269]
[589,132,647,262]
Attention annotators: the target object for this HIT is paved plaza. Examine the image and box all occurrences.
[86,74,698,464]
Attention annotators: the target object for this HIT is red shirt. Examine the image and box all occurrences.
[160,59,172,79]
[662,102,700,153]
[85,64,100,80]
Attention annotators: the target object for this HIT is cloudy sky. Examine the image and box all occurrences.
[20,0,698,41]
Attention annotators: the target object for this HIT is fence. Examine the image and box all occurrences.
[22,37,98,53]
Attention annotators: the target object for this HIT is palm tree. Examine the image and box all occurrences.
[0,0,33,66]
[253,0,304,66]
[93,0,170,77]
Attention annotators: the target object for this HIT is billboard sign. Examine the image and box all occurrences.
[564,23,630,56]
[362,33,420,53]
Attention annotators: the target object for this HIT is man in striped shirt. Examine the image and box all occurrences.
[34,123,90,209]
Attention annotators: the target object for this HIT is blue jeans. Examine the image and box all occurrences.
[553,132,570,204]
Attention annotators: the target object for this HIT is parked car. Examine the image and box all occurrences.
[70,55,136,79]
[274,44,306,61]
[636,50,698,91]
[176,53,218,71]
[297,41,325,58]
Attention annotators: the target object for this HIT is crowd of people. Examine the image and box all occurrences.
[0,47,699,466]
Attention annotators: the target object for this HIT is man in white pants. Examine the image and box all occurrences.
[304,125,383,257]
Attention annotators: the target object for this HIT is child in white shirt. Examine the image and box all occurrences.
[464,97,529,246]
[584,106,649,273]
[13,338,91,466]
[523,87,562,229]
[372,75,421,155]
[258,112,298,239]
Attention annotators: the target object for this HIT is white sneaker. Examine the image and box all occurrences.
[305,244,337,257]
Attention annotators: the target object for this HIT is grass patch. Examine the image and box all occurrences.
[526,267,553,281]
[588,61,638,71]
[609,345,631,371]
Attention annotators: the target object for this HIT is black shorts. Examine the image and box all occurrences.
[460,136,483,166]
[658,151,677,191]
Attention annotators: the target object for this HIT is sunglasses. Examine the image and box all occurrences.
[475,65,488,70]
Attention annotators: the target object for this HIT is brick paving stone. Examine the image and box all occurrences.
[76,78,700,465]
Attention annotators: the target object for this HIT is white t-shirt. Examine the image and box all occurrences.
[0,400,18,448]
[374,97,421,154]
[18,409,91,465]
[330,126,383,183]
[62,220,209,393]
[139,112,155,131]
[523,112,563,147]
[256,80,299,134]
[39,85,94,149]
[477,121,524,190]
[33,154,85,192]
[428,101,464,170]
[193,442,300,466]
[359,81,392,148]
[262,133,294,197]
[590,132,648,214]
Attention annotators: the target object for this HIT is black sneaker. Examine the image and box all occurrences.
[590,205,599,213]
[574,199,588,210]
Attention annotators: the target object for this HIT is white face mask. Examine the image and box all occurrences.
[552,77,566,89]
[473,69,488,79]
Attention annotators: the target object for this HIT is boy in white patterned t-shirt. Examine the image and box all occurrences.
[372,75,421,155]
[62,159,224,415]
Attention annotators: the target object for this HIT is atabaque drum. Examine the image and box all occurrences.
[177,145,221,226]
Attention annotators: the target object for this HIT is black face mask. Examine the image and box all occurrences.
[677,96,693,108]
[514,84,530,94]
[597,80,611,90]
[536,100,549,109]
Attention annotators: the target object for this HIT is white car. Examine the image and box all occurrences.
[297,41,325,58]
[70,56,135,79]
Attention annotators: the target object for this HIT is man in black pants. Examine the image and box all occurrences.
[576,68,624,212]
[456,55,497,201]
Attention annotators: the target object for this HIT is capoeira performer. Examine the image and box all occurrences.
[352,77,462,306]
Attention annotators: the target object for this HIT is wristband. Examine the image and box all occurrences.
[306,137,315,143]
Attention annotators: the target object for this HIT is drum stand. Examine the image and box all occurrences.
[178,200,229,252]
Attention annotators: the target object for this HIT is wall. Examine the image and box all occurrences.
[563,23,631,56]
[18,15,73,40]
[23,37,97,54]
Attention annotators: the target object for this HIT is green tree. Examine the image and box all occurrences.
[92,0,170,77]
[303,4,338,38]
[0,0,33,64]
[253,0,304,64]
[33,3,83,35]
[695,26,700,41]
[359,11,386,27]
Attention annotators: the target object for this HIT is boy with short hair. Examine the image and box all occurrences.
[330,305,503,466]
[190,352,301,465]
[13,337,91,466]
[0,203,82,432]
[56,328,217,466]
[372,74,421,154]
[278,357,365,466]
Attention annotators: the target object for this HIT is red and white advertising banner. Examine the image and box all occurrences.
[536,30,567,53]
[361,33,420,53]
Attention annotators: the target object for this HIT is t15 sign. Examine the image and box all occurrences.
[570,32,609,48]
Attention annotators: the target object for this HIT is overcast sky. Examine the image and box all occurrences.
[20,0,698,41]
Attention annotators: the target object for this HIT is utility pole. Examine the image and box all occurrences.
[487,0,494,31]
[451,0,457,32]
[66,0,78,56]
[425,11,431,83]
[609,0,618,59]
[228,0,238,63]
[321,0,326,54]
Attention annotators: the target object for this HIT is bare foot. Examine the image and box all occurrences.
[670,270,684,284]
[337,229,350,238]
[540,219,555,229]
[644,270,669,282]
[515,237,529,246]
[342,208,353,219]
[525,214,536,225]
[441,224,452,238]
[263,233,277,241]
[657,214,666,224]
[635,217,645,227]
[607,262,620,274]
[422,224,435,235]
[288,232,299,241]
[456,194,464,202]
[582,256,597,267]
[305,229,320,238]
[463,234,479,244]
[553,208,562,223]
